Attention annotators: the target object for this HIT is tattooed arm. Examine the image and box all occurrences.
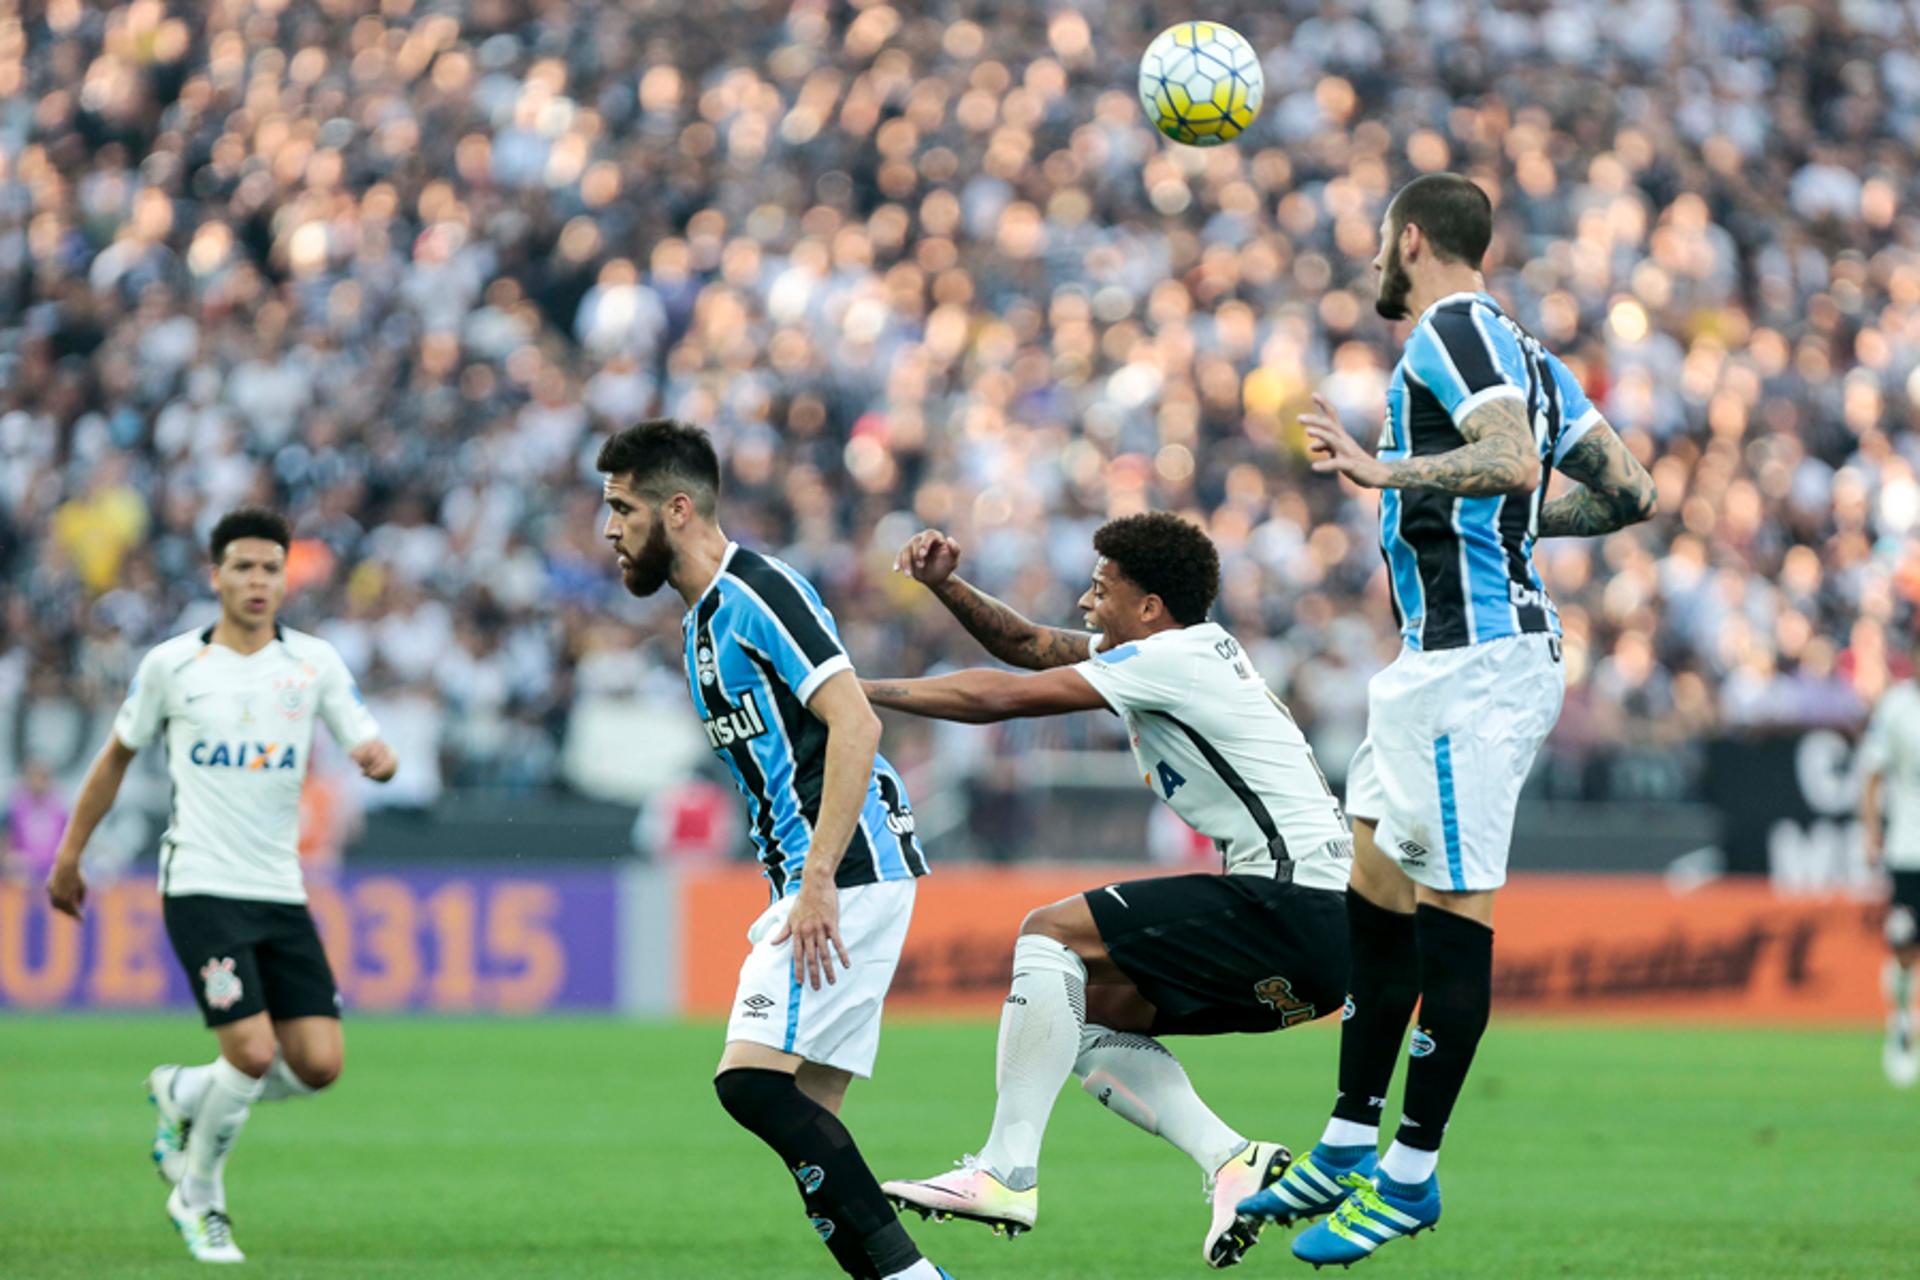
[1537,422,1656,536]
[1302,392,1541,495]
[893,529,1094,670]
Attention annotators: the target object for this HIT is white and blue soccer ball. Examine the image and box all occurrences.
[1138,21,1264,147]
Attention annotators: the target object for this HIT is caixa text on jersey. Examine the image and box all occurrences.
[188,740,300,770]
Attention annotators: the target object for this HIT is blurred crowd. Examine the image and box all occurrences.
[7,0,1920,858]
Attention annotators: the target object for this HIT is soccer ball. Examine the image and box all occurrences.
[1138,21,1264,147]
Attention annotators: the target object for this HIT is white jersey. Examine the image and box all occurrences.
[114,625,381,904]
[1862,680,1920,870]
[1075,622,1353,891]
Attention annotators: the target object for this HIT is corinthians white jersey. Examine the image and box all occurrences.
[1075,622,1352,890]
[1862,680,1920,870]
[114,624,381,903]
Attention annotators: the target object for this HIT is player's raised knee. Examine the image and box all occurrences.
[223,1042,278,1079]
[1018,900,1076,941]
[292,1054,342,1091]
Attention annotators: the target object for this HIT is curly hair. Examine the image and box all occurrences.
[1092,512,1220,626]
[209,507,291,564]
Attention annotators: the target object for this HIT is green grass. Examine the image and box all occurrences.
[1,1016,1915,1278]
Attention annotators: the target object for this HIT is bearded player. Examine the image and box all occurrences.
[47,508,399,1264]
[597,419,952,1280]
[1234,173,1655,1266]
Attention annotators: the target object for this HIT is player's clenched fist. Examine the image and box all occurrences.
[351,738,399,782]
[894,529,962,586]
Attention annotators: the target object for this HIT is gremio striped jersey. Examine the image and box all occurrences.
[1379,291,1601,651]
[681,543,928,900]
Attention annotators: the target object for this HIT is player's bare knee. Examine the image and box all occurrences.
[293,1055,342,1090]
[223,1040,277,1079]
[1018,902,1072,941]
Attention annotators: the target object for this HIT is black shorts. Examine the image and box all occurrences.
[162,895,342,1028]
[1084,873,1349,1036]
[1892,871,1920,945]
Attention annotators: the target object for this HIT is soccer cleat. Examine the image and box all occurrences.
[1886,1016,1919,1088]
[882,1154,1037,1238]
[146,1065,191,1186]
[1234,1142,1375,1229]
[1203,1139,1291,1268]
[1291,1172,1440,1268]
[166,1186,245,1264]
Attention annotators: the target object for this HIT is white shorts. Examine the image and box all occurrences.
[1345,633,1564,892]
[724,878,917,1079]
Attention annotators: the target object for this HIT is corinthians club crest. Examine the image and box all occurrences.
[200,957,244,1011]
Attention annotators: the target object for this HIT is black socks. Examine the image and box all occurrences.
[714,1068,919,1278]
[1331,888,1423,1128]
[1396,904,1494,1152]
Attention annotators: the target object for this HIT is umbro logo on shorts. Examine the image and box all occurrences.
[1398,839,1429,866]
[740,993,776,1020]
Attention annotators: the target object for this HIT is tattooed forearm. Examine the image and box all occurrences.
[1381,396,1540,495]
[1537,423,1656,537]
[930,576,1093,670]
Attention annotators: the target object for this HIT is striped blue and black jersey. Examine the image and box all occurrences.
[1378,291,1601,651]
[682,543,928,900]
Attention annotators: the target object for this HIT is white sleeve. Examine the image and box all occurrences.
[317,647,381,750]
[1072,640,1192,716]
[111,648,170,750]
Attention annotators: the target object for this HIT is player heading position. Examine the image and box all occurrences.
[596,420,950,1280]
[1862,674,1920,1087]
[46,508,398,1264]
[1235,173,1656,1265]
[863,514,1354,1270]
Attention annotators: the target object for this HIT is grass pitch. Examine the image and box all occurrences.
[2,1015,1914,1278]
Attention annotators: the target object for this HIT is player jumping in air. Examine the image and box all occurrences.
[46,508,399,1264]
[595,420,952,1280]
[863,514,1354,1269]
[1233,173,1656,1267]
[1861,671,1920,1087]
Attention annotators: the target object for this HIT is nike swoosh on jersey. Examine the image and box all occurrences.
[1104,885,1129,908]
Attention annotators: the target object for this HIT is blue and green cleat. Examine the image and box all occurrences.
[1233,1143,1375,1229]
[1290,1172,1440,1268]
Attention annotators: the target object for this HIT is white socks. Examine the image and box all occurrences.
[882,1262,944,1280]
[1379,1140,1438,1184]
[175,1051,316,1112]
[1076,1025,1248,1174]
[1321,1118,1380,1149]
[170,1063,212,1113]
[976,935,1087,1190]
[258,1053,319,1103]
[182,1057,264,1210]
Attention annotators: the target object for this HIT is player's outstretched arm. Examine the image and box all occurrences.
[1537,421,1656,537]
[863,667,1107,724]
[46,735,138,919]
[1303,393,1540,495]
[894,529,1092,670]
